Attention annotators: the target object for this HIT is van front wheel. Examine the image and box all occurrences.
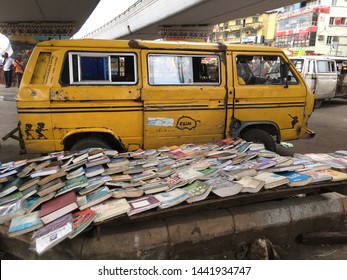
[70,138,112,152]
[242,129,276,152]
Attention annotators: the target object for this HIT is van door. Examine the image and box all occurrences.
[141,51,227,149]
[313,59,337,100]
[228,52,307,148]
[50,49,144,151]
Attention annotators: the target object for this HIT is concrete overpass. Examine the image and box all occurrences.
[83,0,302,40]
[0,0,100,37]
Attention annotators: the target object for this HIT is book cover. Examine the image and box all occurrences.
[21,184,39,200]
[66,166,85,180]
[31,213,73,255]
[91,198,131,223]
[0,191,23,206]
[277,171,313,187]
[238,176,265,193]
[139,181,169,194]
[17,162,37,178]
[112,187,144,198]
[0,199,26,224]
[18,177,41,191]
[30,166,60,178]
[0,177,22,198]
[55,175,88,196]
[85,155,110,168]
[25,193,55,214]
[69,208,96,239]
[254,171,290,189]
[154,188,190,209]
[299,170,333,183]
[127,195,161,216]
[211,179,243,197]
[107,157,129,168]
[77,186,112,210]
[182,180,212,203]
[37,178,64,197]
[131,170,158,182]
[39,191,78,224]
[313,169,347,182]
[85,165,105,178]
[8,210,44,237]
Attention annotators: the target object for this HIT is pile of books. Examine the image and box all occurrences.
[1,140,347,255]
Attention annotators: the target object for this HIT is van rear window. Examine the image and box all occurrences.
[31,52,52,84]
[147,54,220,85]
[60,52,137,85]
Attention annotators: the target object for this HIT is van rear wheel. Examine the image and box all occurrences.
[70,138,112,152]
[242,129,276,152]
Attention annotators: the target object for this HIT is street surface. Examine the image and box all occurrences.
[0,87,347,260]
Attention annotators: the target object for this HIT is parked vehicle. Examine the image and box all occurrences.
[290,56,347,107]
[14,39,315,153]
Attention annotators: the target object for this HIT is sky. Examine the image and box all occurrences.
[73,0,138,38]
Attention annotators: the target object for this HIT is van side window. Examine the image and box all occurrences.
[236,55,298,85]
[60,52,137,85]
[147,54,220,85]
[317,60,335,73]
[31,52,52,84]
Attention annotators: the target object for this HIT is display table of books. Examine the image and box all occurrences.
[1,138,347,256]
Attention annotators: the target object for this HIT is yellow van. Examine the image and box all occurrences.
[16,39,315,153]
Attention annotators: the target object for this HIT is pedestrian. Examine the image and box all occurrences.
[1,52,14,88]
[13,54,24,88]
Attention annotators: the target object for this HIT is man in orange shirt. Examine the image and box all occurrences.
[13,54,24,88]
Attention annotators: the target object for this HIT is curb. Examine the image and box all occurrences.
[1,192,346,259]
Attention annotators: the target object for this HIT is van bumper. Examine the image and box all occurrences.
[304,128,315,139]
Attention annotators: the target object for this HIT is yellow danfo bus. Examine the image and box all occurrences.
[16,39,315,153]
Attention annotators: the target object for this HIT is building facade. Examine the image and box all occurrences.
[211,12,278,46]
[275,0,347,56]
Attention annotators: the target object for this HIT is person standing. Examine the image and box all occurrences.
[13,55,24,88]
[2,52,14,88]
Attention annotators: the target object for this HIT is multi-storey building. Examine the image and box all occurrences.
[211,12,278,46]
[275,0,347,56]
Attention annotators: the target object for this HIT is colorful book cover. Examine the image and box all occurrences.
[8,210,44,237]
[69,208,96,238]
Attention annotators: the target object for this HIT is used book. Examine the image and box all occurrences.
[39,191,78,224]
[209,177,243,197]
[254,171,290,189]
[182,180,212,203]
[276,171,313,187]
[37,178,64,197]
[91,198,131,223]
[0,199,26,224]
[127,195,161,216]
[8,210,44,237]
[55,175,89,196]
[69,208,96,239]
[154,188,190,209]
[238,176,265,193]
[76,186,112,210]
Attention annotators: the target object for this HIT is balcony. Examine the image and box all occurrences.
[241,22,264,30]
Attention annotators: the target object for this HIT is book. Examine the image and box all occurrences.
[17,162,37,178]
[210,179,243,197]
[0,177,22,198]
[266,164,306,173]
[277,171,313,187]
[131,170,158,182]
[69,208,96,239]
[85,165,105,178]
[251,157,277,170]
[21,184,39,199]
[298,170,333,183]
[127,195,161,216]
[0,199,26,224]
[37,178,64,197]
[107,157,129,168]
[55,175,89,197]
[37,170,67,187]
[30,166,60,178]
[123,165,144,174]
[34,159,52,171]
[25,193,55,214]
[312,169,347,182]
[76,186,112,210]
[102,165,129,175]
[85,155,110,168]
[238,176,265,193]
[18,177,40,191]
[61,158,88,172]
[254,171,290,189]
[72,152,89,164]
[0,191,23,206]
[39,191,78,224]
[112,187,144,198]
[8,210,44,237]
[110,174,132,182]
[139,181,169,194]
[30,213,73,255]
[78,175,111,196]
[182,180,212,203]
[65,166,85,180]
[91,198,131,223]
[154,188,190,209]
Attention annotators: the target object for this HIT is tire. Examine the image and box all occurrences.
[70,137,112,152]
[314,99,323,109]
[242,129,276,152]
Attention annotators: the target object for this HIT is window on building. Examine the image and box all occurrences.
[331,0,337,6]
[61,52,137,85]
[147,54,220,85]
[235,19,242,25]
[252,16,259,23]
[326,35,333,44]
